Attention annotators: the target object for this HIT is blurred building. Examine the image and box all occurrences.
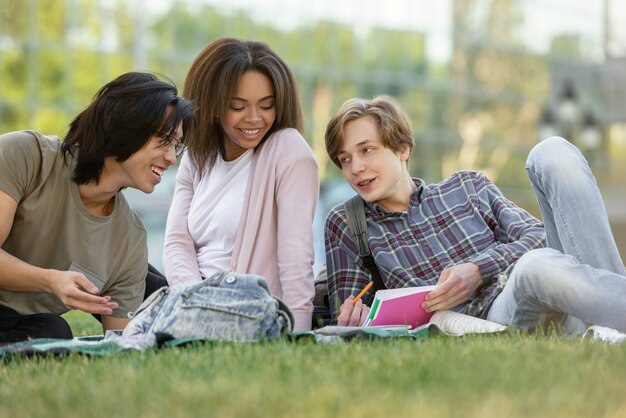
[1,0,625,268]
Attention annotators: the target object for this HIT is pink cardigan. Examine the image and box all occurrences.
[164,128,319,331]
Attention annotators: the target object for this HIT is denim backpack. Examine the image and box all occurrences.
[123,270,293,342]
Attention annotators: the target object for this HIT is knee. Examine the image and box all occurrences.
[513,248,548,275]
[527,137,575,171]
[531,136,573,156]
[526,137,589,182]
[29,313,74,339]
[511,248,562,289]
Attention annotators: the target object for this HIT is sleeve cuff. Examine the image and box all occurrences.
[470,256,499,286]
[291,309,313,332]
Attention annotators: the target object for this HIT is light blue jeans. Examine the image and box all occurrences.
[487,137,626,333]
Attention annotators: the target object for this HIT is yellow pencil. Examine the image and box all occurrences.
[353,281,374,304]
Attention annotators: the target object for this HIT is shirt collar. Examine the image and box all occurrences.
[363,177,425,220]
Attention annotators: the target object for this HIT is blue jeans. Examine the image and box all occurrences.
[487,137,626,333]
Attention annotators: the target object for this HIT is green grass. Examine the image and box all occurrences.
[2,311,626,418]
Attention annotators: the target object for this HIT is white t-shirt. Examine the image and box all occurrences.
[187,149,252,279]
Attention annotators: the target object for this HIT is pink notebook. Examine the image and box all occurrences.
[363,286,436,329]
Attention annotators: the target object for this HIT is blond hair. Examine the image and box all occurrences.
[325,96,414,168]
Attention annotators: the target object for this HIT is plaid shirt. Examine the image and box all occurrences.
[324,171,546,322]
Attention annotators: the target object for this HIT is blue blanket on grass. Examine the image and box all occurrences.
[0,326,431,358]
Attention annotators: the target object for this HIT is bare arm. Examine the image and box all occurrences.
[102,315,129,332]
[0,189,117,315]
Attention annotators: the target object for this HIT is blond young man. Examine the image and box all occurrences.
[323,96,626,334]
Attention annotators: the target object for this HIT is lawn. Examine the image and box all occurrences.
[1,310,626,418]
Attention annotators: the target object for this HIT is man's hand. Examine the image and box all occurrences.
[337,295,370,326]
[422,263,482,313]
[46,270,118,315]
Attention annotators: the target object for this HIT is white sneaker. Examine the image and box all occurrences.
[583,325,626,343]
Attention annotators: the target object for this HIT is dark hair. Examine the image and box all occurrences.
[62,71,195,185]
[325,96,414,168]
[183,37,303,173]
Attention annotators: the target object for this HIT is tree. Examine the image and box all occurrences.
[444,0,550,208]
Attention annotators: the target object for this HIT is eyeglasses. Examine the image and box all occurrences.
[156,133,186,156]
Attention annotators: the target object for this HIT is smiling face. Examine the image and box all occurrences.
[337,116,413,212]
[116,121,182,194]
[220,70,276,161]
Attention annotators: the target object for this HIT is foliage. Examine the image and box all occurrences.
[0,1,430,182]
[444,0,550,210]
[1,0,623,230]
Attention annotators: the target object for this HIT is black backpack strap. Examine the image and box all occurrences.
[343,195,386,292]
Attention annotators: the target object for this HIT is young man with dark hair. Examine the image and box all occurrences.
[0,72,194,342]
[324,95,626,334]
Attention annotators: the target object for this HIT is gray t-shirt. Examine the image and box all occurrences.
[0,130,147,317]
